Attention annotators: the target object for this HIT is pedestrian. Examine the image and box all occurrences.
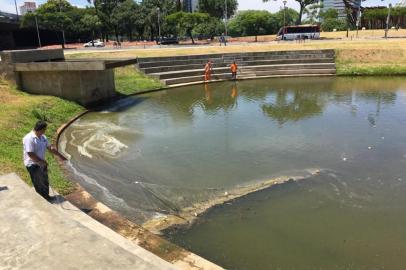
[219,35,224,46]
[230,61,238,80]
[23,120,66,201]
[204,60,213,82]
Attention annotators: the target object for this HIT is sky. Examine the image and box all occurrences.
[0,0,401,15]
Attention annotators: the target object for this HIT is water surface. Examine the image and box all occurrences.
[61,77,406,269]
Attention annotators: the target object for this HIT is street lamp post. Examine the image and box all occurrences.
[283,0,287,40]
[385,3,392,39]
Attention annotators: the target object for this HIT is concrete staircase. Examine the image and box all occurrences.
[136,50,336,86]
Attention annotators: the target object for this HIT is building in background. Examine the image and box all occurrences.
[183,0,198,13]
[321,0,361,19]
[20,2,37,15]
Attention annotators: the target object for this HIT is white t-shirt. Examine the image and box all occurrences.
[23,131,50,167]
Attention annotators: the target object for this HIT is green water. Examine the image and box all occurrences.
[61,77,406,269]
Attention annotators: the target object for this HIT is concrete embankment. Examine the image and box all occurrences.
[0,173,177,270]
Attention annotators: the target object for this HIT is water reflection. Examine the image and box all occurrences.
[262,89,326,125]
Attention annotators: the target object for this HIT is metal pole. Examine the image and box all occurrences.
[157,7,161,46]
[14,0,19,21]
[283,0,287,40]
[224,0,228,36]
[35,14,42,48]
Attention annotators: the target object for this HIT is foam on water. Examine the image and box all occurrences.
[67,121,133,159]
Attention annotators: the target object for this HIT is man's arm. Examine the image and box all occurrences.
[27,152,48,167]
[47,145,67,161]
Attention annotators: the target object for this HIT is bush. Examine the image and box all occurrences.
[322,18,347,32]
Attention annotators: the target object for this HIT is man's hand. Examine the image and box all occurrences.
[48,145,68,161]
[38,160,48,168]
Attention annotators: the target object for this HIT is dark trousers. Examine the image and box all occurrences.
[232,72,237,80]
[26,165,50,200]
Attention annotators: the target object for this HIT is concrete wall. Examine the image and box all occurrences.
[20,70,116,106]
[4,48,64,63]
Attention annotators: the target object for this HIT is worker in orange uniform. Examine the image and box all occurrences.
[204,60,213,82]
[230,61,238,80]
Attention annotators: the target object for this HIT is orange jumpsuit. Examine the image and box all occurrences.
[204,63,212,81]
[230,63,238,80]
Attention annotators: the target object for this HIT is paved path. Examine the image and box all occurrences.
[0,173,178,270]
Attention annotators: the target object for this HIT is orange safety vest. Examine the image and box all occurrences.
[205,63,211,73]
[230,63,238,73]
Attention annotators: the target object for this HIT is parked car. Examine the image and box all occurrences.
[156,37,179,45]
[83,40,105,47]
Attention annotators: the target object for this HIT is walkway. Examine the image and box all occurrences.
[0,173,178,270]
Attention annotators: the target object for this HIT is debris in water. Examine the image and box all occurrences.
[342,157,347,161]
[368,146,372,150]
[224,191,228,196]
[381,137,385,140]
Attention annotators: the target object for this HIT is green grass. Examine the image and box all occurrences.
[337,64,406,76]
[115,66,164,95]
[0,79,83,194]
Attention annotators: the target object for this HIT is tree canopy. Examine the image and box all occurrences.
[198,0,238,19]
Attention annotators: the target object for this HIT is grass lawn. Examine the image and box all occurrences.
[115,66,164,95]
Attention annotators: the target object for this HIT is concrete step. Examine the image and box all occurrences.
[152,63,336,80]
[137,49,335,63]
[141,58,334,74]
[239,68,336,78]
[138,57,224,69]
[138,53,334,69]
[163,69,336,85]
[141,62,229,74]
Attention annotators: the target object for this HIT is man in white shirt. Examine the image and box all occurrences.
[23,121,66,201]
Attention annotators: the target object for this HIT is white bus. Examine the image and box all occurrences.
[277,25,320,41]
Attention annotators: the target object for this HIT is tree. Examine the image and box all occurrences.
[303,3,322,24]
[263,0,318,24]
[192,16,224,39]
[198,0,238,19]
[80,14,102,45]
[112,0,141,41]
[21,0,74,47]
[227,9,298,37]
[274,8,299,29]
[166,12,210,43]
[238,10,274,42]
